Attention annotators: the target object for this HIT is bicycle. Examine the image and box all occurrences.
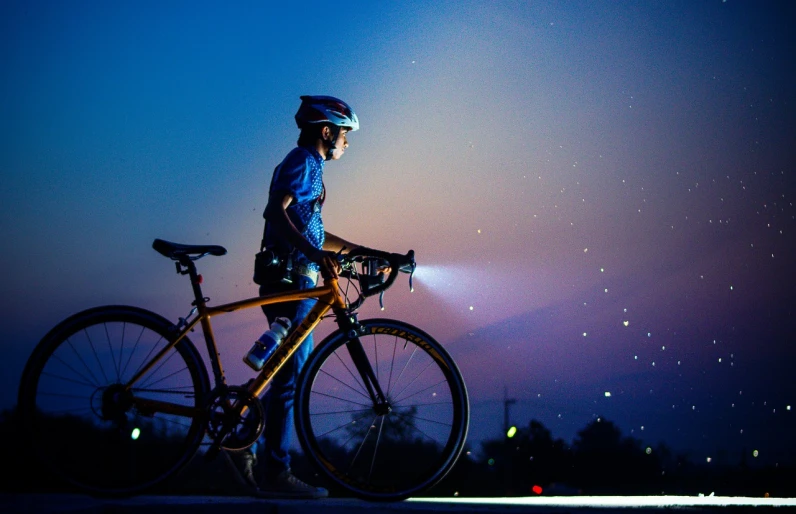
[17,239,469,501]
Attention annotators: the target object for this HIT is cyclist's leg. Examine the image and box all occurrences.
[258,275,317,477]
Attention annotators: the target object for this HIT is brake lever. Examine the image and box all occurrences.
[400,255,417,293]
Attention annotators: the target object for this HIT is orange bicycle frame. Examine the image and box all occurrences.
[125,276,348,418]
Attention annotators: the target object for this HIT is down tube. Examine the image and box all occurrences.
[246,299,333,398]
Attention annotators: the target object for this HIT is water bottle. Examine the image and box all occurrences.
[244,317,291,371]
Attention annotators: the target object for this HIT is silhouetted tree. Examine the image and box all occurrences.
[570,417,660,494]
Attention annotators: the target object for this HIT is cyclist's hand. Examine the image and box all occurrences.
[309,248,341,280]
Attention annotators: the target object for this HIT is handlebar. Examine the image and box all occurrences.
[339,247,416,308]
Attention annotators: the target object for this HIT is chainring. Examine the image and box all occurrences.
[206,385,265,451]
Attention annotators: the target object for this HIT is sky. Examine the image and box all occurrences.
[1,0,794,467]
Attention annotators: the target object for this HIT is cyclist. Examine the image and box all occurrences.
[234,96,364,498]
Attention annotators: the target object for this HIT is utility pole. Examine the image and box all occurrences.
[502,386,517,495]
[503,386,516,435]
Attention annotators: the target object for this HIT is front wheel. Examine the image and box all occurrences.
[17,306,211,496]
[295,319,469,501]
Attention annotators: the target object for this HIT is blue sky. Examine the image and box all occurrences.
[2,0,794,464]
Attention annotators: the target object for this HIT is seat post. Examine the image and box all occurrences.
[178,257,207,307]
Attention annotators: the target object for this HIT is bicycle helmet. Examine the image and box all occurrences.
[295,95,359,132]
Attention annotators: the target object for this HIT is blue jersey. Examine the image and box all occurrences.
[264,146,325,271]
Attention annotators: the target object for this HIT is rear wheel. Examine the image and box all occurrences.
[295,319,469,501]
[17,306,210,496]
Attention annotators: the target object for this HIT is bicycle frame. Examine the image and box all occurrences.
[124,257,381,423]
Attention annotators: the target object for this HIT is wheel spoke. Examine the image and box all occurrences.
[310,388,372,409]
[392,360,438,403]
[366,414,386,482]
[348,413,379,470]
[64,336,102,388]
[317,366,371,402]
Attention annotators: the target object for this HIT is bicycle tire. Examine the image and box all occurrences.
[17,305,211,496]
[295,318,469,501]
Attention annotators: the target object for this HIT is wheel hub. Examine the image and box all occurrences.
[99,384,133,421]
[374,401,392,416]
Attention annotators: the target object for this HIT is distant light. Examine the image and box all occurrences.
[706,457,712,463]
[488,458,495,466]
[507,426,518,438]
[532,485,543,495]
[646,447,652,455]
[604,392,611,397]
[753,450,759,458]
[131,428,141,440]
[623,321,629,327]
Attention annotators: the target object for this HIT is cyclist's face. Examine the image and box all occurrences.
[326,127,350,160]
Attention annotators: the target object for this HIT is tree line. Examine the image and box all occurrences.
[430,417,795,498]
[1,408,793,497]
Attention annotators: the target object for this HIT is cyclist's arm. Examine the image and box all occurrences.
[323,232,359,254]
[264,193,342,278]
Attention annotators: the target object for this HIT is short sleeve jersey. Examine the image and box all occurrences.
[264,146,325,271]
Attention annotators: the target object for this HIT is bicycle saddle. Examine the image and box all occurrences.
[152,238,227,260]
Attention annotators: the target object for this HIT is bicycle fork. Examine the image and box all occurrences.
[340,316,390,413]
